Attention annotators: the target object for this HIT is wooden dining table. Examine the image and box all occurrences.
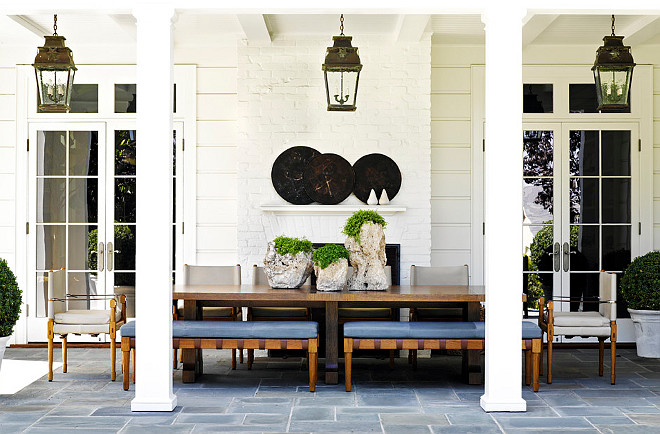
[172,284,486,385]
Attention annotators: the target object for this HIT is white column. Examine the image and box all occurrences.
[131,5,177,412]
[480,6,526,413]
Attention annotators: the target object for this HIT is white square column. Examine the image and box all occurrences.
[480,6,527,413]
[131,5,177,412]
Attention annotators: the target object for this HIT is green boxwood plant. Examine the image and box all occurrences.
[313,244,350,269]
[0,258,22,337]
[273,236,313,256]
[621,251,660,311]
[342,210,387,244]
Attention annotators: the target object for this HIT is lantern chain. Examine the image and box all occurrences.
[340,14,344,36]
[611,14,615,37]
[53,14,58,36]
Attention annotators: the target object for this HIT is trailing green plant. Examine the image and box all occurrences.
[313,244,350,270]
[620,251,660,311]
[273,236,313,256]
[342,210,387,244]
[0,258,22,337]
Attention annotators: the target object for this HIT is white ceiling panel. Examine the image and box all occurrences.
[265,14,399,36]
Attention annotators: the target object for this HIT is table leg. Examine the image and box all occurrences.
[181,299,199,383]
[325,301,339,384]
[466,301,483,384]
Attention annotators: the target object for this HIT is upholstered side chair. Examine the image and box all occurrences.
[47,268,126,381]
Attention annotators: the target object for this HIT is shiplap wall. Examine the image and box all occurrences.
[175,44,240,265]
[654,67,660,249]
[430,44,484,271]
[0,67,16,271]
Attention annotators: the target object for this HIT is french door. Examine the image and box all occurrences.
[523,122,638,342]
[27,122,183,342]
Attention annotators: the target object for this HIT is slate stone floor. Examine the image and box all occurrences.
[2,346,660,433]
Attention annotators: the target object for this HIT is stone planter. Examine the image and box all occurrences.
[0,335,10,372]
[263,241,313,288]
[629,309,660,358]
[314,258,348,291]
[345,222,388,291]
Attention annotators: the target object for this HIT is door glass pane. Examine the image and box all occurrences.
[69,84,98,113]
[569,84,599,113]
[523,131,553,177]
[602,226,631,271]
[114,272,135,287]
[570,178,599,224]
[601,131,631,176]
[569,130,599,176]
[115,130,136,176]
[36,225,65,269]
[115,178,136,223]
[570,225,599,271]
[68,272,101,310]
[523,84,553,113]
[113,225,136,270]
[525,225,554,272]
[115,84,137,113]
[569,273,600,312]
[68,225,97,270]
[69,131,98,176]
[36,272,48,318]
[69,178,98,223]
[37,131,66,176]
[37,178,66,223]
[523,179,553,224]
[602,179,631,223]
[524,273,553,307]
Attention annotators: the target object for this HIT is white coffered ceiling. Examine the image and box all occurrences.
[2,13,660,48]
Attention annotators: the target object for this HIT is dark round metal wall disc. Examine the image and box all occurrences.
[352,153,402,204]
[303,153,355,205]
[271,146,321,204]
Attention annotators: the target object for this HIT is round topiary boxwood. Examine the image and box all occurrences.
[0,258,22,337]
[621,251,660,311]
[313,244,350,269]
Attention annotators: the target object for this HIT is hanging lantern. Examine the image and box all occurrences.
[33,14,77,112]
[322,14,362,112]
[592,15,635,111]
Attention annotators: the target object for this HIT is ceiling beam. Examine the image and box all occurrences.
[393,14,430,42]
[522,14,559,46]
[237,14,271,42]
[616,15,660,45]
[7,15,51,39]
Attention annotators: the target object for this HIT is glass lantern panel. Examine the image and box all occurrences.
[37,69,72,109]
[596,67,631,107]
[326,71,358,109]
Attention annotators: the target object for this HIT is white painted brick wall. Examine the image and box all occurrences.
[237,36,432,283]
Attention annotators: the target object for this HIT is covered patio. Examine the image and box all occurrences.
[2,0,660,429]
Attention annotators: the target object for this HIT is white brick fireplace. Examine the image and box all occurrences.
[236,36,432,283]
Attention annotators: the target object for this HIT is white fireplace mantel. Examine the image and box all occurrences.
[260,204,407,216]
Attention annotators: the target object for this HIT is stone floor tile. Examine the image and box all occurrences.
[382,425,432,433]
[553,406,623,416]
[119,425,195,434]
[494,416,593,430]
[294,395,356,407]
[175,413,244,424]
[585,416,634,425]
[357,393,420,407]
[593,425,660,433]
[289,421,383,432]
[29,415,130,429]
[380,413,449,425]
[291,406,333,421]
[627,413,660,425]
[243,413,290,424]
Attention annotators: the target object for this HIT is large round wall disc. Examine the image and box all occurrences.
[271,146,321,204]
[352,153,401,204]
[303,153,354,205]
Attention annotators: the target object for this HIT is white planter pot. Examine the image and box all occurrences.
[629,309,660,358]
[314,258,348,291]
[0,335,10,372]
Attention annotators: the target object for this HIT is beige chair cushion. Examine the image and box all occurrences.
[339,308,392,319]
[53,323,111,335]
[251,307,308,318]
[553,326,612,337]
[553,311,610,327]
[54,309,114,325]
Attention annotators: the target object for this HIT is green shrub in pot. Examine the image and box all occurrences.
[0,258,21,338]
[620,251,660,310]
[621,251,660,358]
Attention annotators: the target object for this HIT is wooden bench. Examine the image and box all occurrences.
[120,320,319,391]
[343,321,542,392]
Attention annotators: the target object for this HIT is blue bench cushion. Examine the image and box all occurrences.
[344,321,543,340]
[120,320,318,339]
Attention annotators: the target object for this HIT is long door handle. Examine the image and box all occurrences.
[562,242,570,272]
[90,242,105,271]
[107,241,120,271]
[553,242,561,272]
